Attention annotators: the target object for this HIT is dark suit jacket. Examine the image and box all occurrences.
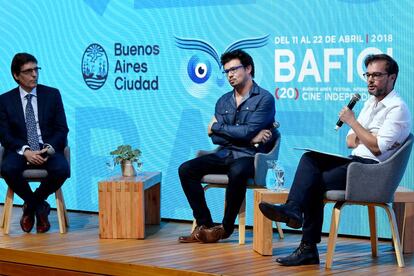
[0,84,68,153]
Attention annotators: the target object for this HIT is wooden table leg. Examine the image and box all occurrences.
[394,202,414,254]
[145,182,161,225]
[253,190,274,256]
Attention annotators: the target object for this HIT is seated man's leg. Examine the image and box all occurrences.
[33,152,70,233]
[1,151,37,232]
[178,153,227,242]
[33,152,70,201]
[197,156,254,243]
[260,152,351,266]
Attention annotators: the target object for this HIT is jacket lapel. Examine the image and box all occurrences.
[11,88,26,128]
[36,87,45,126]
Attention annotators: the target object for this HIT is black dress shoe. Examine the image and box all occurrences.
[178,225,205,243]
[36,201,51,233]
[259,202,303,229]
[196,225,231,243]
[276,242,320,266]
[20,204,35,233]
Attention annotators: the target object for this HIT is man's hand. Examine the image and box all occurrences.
[24,148,48,165]
[339,106,357,127]
[251,129,272,145]
[208,116,218,136]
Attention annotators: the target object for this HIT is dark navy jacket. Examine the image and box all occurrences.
[0,84,68,153]
[210,81,276,159]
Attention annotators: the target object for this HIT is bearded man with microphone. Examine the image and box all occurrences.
[259,54,411,266]
[0,53,69,233]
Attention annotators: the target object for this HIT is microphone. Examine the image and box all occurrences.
[40,146,55,158]
[254,121,280,148]
[334,93,361,131]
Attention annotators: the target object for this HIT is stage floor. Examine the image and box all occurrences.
[0,207,413,275]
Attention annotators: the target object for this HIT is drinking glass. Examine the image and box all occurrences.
[105,157,115,172]
[266,160,286,192]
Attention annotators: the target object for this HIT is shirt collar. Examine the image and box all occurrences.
[19,86,37,100]
[366,89,397,109]
[379,89,397,107]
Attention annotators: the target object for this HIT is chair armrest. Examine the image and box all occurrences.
[196,148,220,158]
[346,134,413,203]
[0,146,4,177]
[64,146,71,177]
[345,162,387,202]
[254,132,281,186]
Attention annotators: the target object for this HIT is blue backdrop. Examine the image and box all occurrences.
[0,0,413,238]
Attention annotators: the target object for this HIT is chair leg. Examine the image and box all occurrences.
[325,201,345,269]
[368,205,378,257]
[275,222,284,239]
[55,188,67,234]
[238,198,246,245]
[60,189,69,227]
[191,219,197,232]
[1,188,15,234]
[381,203,405,268]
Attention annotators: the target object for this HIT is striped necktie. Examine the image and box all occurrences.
[25,94,40,151]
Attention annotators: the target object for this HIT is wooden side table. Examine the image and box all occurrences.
[98,172,161,239]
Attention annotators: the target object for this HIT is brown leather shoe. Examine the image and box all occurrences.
[196,225,231,243]
[20,204,35,233]
[36,201,51,233]
[178,225,205,243]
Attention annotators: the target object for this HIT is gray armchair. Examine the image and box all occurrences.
[0,145,70,234]
[192,127,283,244]
[325,133,413,268]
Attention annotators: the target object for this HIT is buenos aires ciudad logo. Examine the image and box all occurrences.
[82,43,109,90]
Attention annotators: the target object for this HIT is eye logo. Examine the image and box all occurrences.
[81,43,109,90]
[187,55,211,84]
[175,35,269,89]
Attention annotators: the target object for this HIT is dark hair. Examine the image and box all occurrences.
[11,53,38,83]
[220,49,255,78]
[364,54,398,84]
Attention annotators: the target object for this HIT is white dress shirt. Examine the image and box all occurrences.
[347,90,412,162]
[19,86,44,153]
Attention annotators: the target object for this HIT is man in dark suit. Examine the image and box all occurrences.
[0,53,69,233]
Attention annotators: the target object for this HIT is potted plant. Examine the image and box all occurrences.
[110,145,142,176]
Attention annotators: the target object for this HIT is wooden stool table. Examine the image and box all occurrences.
[253,187,414,256]
[98,172,161,239]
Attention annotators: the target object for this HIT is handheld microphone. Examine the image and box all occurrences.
[334,93,361,131]
[254,121,280,148]
[40,146,55,158]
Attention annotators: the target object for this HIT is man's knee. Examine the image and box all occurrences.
[48,161,70,180]
[178,160,192,179]
[1,162,23,179]
[228,164,253,181]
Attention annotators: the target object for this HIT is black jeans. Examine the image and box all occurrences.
[179,153,254,234]
[287,151,378,243]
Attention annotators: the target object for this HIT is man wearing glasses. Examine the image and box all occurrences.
[178,49,276,243]
[0,53,69,233]
[259,54,411,266]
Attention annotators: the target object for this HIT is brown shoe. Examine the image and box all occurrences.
[36,201,51,233]
[196,225,231,243]
[178,225,205,243]
[20,204,35,233]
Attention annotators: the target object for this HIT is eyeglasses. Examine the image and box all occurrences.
[362,72,388,80]
[222,65,244,75]
[20,67,41,75]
